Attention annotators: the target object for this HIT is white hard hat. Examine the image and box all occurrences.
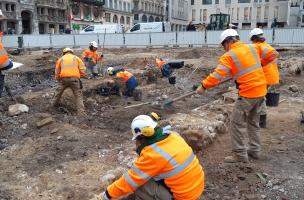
[249,28,264,40]
[90,41,98,48]
[63,47,74,54]
[131,115,158,140]
[107,67,114,75]
[220,29,239,44]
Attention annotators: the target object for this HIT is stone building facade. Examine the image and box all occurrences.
[132,0,165,24]
[0,0,69,34]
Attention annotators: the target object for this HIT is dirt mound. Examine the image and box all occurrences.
[176,49,204,59]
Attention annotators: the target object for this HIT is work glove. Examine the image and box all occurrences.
[192,83,200,91]
[195,85,205,95]
[92,192,111,200]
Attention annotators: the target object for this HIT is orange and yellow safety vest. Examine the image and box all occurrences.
[116,70,133,82]
[81,49,103,65]
[202,41,267,98]
[55,53,86,80]
[0,32,10,69]
[107,132,205,200]
[253,41,280,85]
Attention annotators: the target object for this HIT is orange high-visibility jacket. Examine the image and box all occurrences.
[202,41,267,98]
[253,41,280,85]
[116,71,133,82]
[107,132,205,200]
[55,53,86,80]
[81,49,103,65]
[0,32,10,69]
[155,58,166,69]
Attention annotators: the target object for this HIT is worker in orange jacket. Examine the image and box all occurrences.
[93,112,205,200]
[82,41,103,79]
[196,29,275,163]
[53,48,86,115]
[0,32,13,71]
[249,28,280,128]
[107,67,138,97]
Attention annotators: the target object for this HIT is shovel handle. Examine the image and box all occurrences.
[165,91,196,106]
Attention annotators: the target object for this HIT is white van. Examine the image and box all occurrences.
[127,22,171,33]
[80,24,123,34]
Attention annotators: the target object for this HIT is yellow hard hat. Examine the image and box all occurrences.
[63,48,74,54]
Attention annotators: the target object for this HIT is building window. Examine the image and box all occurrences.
[109,0,113,8]
[200,9,202,21]
[257,6,261,20]
[5,4,10,11]
[113,15,118,23]
[120,16,125,24]
[237,8,239,20]
[123,2,126,11]
[127,17,130,25]
[238,0,250,2]
[134,14,139,20]
[265,0,269,2]
[142,15,147,22]
[11,4,15,12]
[215,0,219,4]
[191,0,194,5]
[119,1,122,10]
[105,13,111,22]
[203,9,207,22]
[231,8,234,19]
[192,9,196,21]
[128,3,131,12]
[302,15,304,23]
[225,0,231,3]
[114,0,118,9]
[244,7,248,21]
[202,0,212,5]
[274,6,279,18]
[149,16,154,22]
[264,6,269,20]
[249,7,252,20]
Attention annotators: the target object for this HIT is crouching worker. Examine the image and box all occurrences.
[53,48,86,115]
[107,67,138,97]
[155,58,184,85]
[93,112,205,200]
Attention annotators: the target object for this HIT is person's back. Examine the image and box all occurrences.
[116,70,133,82]
[0,32,11,69]
[56,53,85,80]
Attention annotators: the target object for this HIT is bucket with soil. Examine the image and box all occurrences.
[266,92,280,107]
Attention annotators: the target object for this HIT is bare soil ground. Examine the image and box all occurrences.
[0,47,303,200]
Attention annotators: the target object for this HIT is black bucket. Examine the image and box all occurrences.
[168,76,176,85]
[266,92,280,107]
[0,74,5,97]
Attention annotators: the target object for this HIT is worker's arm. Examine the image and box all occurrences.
[106,152,161,199]
[254,44,279,66]
[98,52,103,61]
[77,57,86,78]
[201,53,232,89]
[55,59,62,80]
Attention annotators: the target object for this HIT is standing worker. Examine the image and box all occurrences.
[82,41,103,79]
[53,48,86,115]
[249,28,280,128]
[107,67,138,97]
[92,112,205,200]
[0,32,13,71]
[196,29,268,163]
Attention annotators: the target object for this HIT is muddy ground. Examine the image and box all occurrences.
[0,47,303,200]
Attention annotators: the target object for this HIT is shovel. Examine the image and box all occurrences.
[161,91,196,109]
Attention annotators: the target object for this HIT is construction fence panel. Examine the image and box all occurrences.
[74,34,98,47]
[238,29,251,44]
[274,28,294,45]
[290,28,304,45]
[124,33,150,47]
[98,33,124,48]
[262,29,273,44]
[51,35,75,48]
[150,32,176,47]
[206,30,222,45]
[23,35,51,48]
[177,32,205,47]
[2,35,19,48]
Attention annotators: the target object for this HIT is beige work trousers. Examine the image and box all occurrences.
[230,96,264,158]
[54,77,85,114]
[135,180,173,200]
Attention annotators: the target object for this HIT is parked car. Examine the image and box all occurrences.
[80,24,123,34]
[126,22,171,33]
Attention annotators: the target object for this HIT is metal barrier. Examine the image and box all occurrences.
[3,28,304,49]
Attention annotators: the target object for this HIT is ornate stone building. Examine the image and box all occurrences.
[0,0,69,34]
[132,0,165,24]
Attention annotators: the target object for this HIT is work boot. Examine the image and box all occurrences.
[259,114,267,128]
[224,155,248,163]
[247,150,260,160]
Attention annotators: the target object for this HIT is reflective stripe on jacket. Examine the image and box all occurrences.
[116,71,133,82]
[55,53,86,80]
[202,41,267,98]
[81,49,103,65]
[0,32,10,68]
[253,41,280,85]
[107,132,205,200]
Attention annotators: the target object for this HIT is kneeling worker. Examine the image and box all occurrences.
[107,67,138,97]
[93,112,205,200]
